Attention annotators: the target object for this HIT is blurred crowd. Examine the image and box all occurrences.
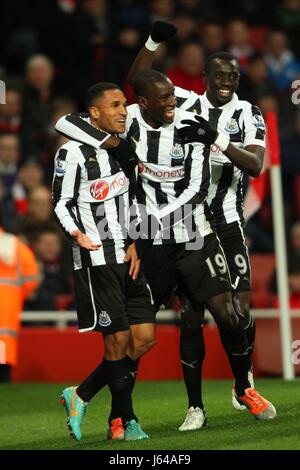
[1,0,300,310]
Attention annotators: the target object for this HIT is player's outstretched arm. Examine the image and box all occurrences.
[127,21,177,84]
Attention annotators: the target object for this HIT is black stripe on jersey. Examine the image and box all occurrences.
[208,108,223,130]
[127,117,140,149]
[176,96,188,108]
[199,145,211,198]
[147,131,160,164]
[64,114,108,143]
[229,109,243,143]
[80,145,101,180]
[107,152,122,175]
[236,175,245,226]
[90,203,118,264]
[251,105,265,140]
[52,148,68,207]
[210,163,234,226]
[186,98,202,115]
[147,179,175,242]
[75,204,92,267]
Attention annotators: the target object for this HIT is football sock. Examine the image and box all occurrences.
[109,356,140,423]
[218,320,251,396]
[76,362,106,402]
[104,357,136,425]
[180,326,205,410]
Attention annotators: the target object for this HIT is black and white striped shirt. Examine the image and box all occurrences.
[174,87,266,228]
[55,105,212,245]
[52,140,133,270]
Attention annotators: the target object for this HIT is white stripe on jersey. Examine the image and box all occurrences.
[174,87,266,227]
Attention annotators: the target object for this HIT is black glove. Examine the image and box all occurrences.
[131,214,161,259]
[109,139,138,178]
[150,21,177,43]
[178,115,218,145]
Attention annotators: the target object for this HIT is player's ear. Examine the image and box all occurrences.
[202,70,207,84]
[137,96,148,110]
[89,106,99,120]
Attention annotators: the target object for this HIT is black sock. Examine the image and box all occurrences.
[77,362,107,402]
[218,320,251,396]
[244,314,256,363]
[104,357,135,425]
[109,356,140,424]
[180,326,205,410]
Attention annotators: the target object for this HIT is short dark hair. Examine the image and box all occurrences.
[132,70,170,98]
[205,51,239,73]
[85,82,121,109]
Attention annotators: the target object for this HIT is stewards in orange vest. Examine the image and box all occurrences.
[0,224,39,382]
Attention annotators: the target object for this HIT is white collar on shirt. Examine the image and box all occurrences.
[202,92,239,111]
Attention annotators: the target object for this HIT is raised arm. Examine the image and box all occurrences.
[127,21,177,84]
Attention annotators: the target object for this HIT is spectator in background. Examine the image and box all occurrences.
[22,54,56,162]
[24,226,72,311]
[106,27,141,86]
[0,133,21,231]
[264,30,300,92]
[281,112,300,218]
[227,19,254,71]
[64,0,110,104]
[17,186,56,244]
[0,203,39,382]
[167,12,199,57]
[167,41,205,94]
[11,160,46,217]
[238,54,276,104]
[149,0,175,22]
[0,82,23,134]
[276,0,300,59]
[201,23,225,58]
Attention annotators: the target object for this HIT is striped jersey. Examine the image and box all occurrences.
[55,105,213,245]
[52,140,133,270]
[174,87,266,228]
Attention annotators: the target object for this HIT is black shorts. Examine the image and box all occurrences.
[73,264,155,334]
[142,233,231,311]
[216,221,251,292]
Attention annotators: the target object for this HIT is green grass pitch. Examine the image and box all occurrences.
[0,379,299,450]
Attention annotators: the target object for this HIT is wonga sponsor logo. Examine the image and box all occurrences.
[90,180,109,201]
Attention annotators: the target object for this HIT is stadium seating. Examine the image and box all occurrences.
[250,253,276,308]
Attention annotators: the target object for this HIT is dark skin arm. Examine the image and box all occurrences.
[127,47,156,84]
[223,143,264,177]
[101,134,120,149]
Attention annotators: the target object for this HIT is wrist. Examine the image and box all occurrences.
[214,133,230,152]
[145,35,161,51]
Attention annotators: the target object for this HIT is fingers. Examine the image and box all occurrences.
[132,260,141,281]
[90,243,102,250]
[180,119,196,126]
[194,115,207,124]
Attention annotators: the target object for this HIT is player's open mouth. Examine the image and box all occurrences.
[218,89,231,98]
[165,109,175,118]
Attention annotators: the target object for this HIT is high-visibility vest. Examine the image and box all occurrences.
[0,229,39,366]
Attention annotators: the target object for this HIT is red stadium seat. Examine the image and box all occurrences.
[250,253,276,307]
